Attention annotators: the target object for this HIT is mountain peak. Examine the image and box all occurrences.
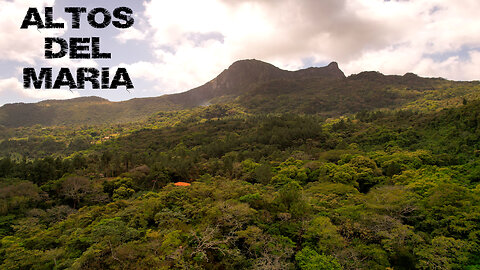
[0,58,455,128]
[327,61,339,68]
[294,61,345,80]
[228,59,278,69]
[403,72,419,79]
[167,59,347,106]
[39,96,109,105]
[217,59,284,89]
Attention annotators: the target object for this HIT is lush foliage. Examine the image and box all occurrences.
[1,98,480,269]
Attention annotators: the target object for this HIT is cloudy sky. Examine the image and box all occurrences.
[1,0,480,106]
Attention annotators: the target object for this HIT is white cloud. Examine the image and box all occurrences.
[119,40,231,93]
[2,0,480,105]
[116,27,147,43]
[0,0,66,64]
[43,58,99,69]
[120,0,480,95]
[341,0,480,79]
[0,77,80,105]
[414,50,480,80]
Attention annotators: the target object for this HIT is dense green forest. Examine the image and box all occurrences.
[1,60,480,269]
[1,98,480,269]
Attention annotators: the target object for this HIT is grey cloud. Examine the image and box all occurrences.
[185,32,225,46]
[219,0,404,62]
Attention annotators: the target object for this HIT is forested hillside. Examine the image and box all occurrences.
[2,60,480,127]
[1,95,480,269]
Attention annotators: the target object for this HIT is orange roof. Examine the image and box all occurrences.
[174,182,191,187]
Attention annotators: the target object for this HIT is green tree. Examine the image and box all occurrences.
[415,236,469,269]
[296,247,342,270]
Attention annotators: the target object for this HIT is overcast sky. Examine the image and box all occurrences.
[1,0,479,106]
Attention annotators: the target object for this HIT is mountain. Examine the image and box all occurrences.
[0,59,478,127]
[2,60,480,270]
[166,59,346,106]
[0,96,181,127]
